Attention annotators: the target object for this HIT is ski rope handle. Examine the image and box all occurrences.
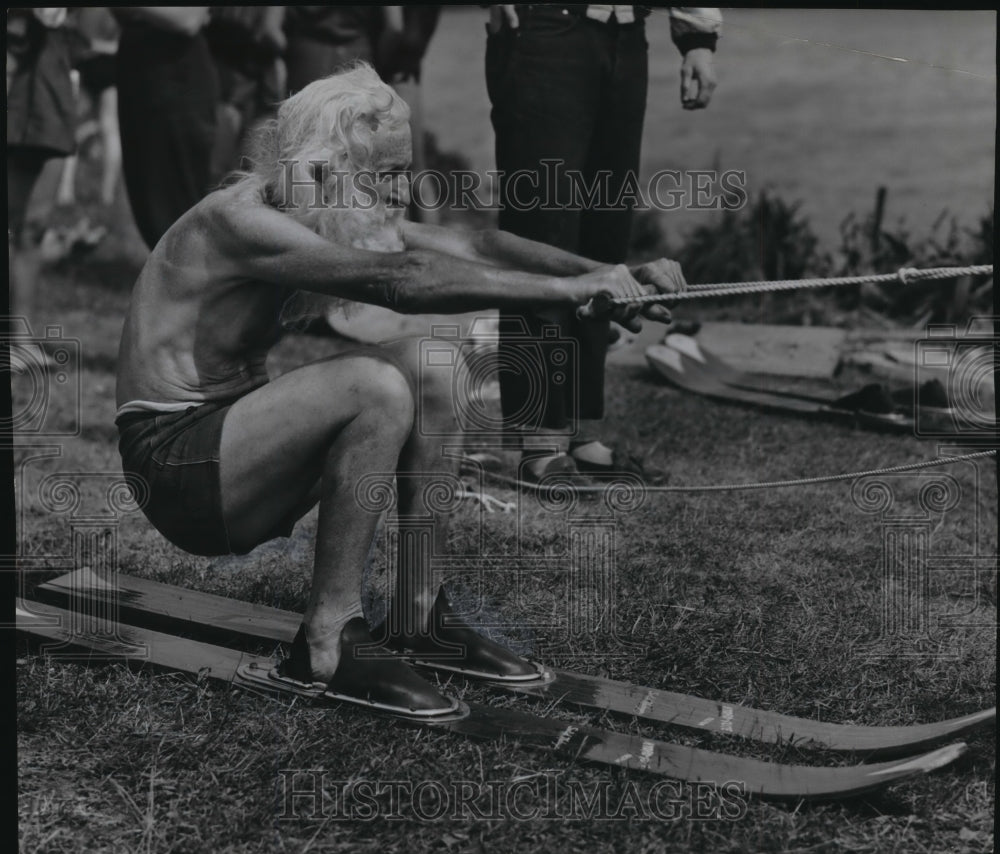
[578,264,994,318]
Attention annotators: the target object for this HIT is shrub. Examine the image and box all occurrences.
[629,188,993,327]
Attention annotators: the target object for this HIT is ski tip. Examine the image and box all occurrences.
[940,706,996,735]
[15,601,59,628]
[869,741,968,778]
[967,707,996,727]
[663,333,707,363]
[919,741,968,773]
[645,344,685,375]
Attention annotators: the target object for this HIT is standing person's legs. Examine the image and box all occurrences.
[209,61,246,185]
[573,20,650,463]
[117,30,218,249]
[96,85,122,207]
[55,151,78,208]
[8,148,55,365]
[55,84,121,210]
[285,37,373,95]
[579,24,648,267]
[486,11,604,472]
[393,77,439,224]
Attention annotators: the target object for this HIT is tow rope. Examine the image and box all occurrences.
[582,264,993,314]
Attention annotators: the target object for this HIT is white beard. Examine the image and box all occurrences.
[315,192,405,253]
[279,192,406,330]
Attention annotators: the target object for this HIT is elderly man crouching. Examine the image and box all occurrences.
[115,63,684,718]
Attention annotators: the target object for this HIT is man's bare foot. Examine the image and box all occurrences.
[301,623,347,682]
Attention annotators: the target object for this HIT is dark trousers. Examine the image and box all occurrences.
[486,6,648,432]
[7,149,50,241]
[117,26,219,249]
[285,35,374,94]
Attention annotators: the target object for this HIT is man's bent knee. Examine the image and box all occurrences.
[382,335,461,406]
[349,356,416,427]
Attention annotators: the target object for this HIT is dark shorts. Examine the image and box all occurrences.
[116,397,295,557]
[115,347,416,557]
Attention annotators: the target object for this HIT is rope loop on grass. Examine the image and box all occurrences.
[610,264,994,306]
[473,450,997,495]
[642,449,997,493]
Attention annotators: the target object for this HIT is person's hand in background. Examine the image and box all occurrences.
[487,5,519,34]
[680,47,716,109]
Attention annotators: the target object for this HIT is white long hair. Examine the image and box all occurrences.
[243,61,409,209]
[236,62,411,328]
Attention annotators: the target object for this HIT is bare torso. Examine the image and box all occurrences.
[116,184,291,409]
[116,153,635,412]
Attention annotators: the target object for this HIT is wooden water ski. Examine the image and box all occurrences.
[37,570,995,757]
[17,597,969,801]
[646,335,917,432]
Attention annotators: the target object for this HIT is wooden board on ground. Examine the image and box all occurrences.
[695,323,846,379]
[841,333,995,415]
[608,322,846,379]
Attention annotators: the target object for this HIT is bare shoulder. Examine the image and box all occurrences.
[201,181,320,255]
[187,181,356,288]
[199,183,273,240]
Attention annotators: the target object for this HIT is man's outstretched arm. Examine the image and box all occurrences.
[402,221,605,276]
[212,196,648,319]
[402,221,684,316]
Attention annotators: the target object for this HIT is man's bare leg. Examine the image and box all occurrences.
[218,354,416,680]
[377,336,538,679]
[369,336,458,633]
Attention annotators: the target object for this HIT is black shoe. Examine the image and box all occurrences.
[380,590,548,684]
[520,452,593,489]
[569,444,667,486]
[275,620,466,719]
